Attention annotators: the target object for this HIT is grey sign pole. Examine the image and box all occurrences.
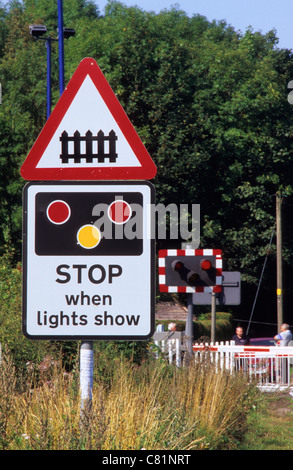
[211,292,216,343]
[80,341,94,413]
[193,272,241,342]
[181,243,196,357]
[186,294,194,357]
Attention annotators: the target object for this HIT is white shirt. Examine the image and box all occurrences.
[276,329,293,346]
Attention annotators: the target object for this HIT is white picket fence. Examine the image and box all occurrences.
[153,336,293,391]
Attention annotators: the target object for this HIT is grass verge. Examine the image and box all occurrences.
[0,344,259,450]
[240,391,293,450]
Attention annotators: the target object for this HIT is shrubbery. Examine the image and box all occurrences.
[0,344,259,450]
[0,250,78,377]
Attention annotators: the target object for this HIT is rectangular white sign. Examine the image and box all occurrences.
[22,181,155,340]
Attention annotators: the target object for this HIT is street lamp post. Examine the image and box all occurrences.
[58,0,65,95]
[46,37,52,120]
[29,24,75,119]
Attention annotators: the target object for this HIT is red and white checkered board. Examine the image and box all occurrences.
[158,248,222,293]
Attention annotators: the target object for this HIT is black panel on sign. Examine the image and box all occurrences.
[35,192,143,255]
[165,255,217,287]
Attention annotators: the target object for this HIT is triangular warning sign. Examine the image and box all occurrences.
[20,58,157,181]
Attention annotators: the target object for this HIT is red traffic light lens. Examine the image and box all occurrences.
[201,259,212,271]
[108,200,132,224]
[46,200,71,225]
[175,261,183,270]
[171,260,184,271]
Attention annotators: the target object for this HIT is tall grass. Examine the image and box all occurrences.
[0,345,258,450]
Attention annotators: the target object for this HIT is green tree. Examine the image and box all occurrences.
[0,0,99,255]
[0,0,292,330]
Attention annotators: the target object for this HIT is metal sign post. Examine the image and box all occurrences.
[80,341,94,413]
[211,292,217,343]
[193,272,241,342]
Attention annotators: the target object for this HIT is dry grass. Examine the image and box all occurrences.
[0,345,257,450]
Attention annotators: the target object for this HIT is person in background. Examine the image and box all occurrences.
[168,322,177,332]
[274,323,292,346]
[156,324,165,332]
[232,326,250,345]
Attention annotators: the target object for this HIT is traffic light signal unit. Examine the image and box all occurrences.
[158,249,223,293]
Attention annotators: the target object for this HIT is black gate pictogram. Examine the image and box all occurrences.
[60,130,118,164]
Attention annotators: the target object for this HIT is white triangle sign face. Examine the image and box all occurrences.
[20,58,157,180]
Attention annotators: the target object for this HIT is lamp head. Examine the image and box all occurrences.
[29,24,47,37]
[63,28,76,39]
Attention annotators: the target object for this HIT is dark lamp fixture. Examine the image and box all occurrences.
[29,24,47,37]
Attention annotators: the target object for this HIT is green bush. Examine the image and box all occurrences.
[195,312,234,342]
[155,312,234,342]
[0,250,58,376]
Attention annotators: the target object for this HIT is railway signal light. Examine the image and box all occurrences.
[158,249,222,293]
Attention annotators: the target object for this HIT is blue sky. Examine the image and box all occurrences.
[94,0,293,50]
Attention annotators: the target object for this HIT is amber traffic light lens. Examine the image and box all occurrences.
[187,271,200,284]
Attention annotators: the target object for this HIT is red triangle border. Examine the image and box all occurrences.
[20,58,157,181]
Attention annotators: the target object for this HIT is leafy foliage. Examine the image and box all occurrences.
[0,249,52,371]
[0,0,292,331]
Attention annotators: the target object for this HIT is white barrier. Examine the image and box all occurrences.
[153,337,293,390]
[154,337,182,368]
[153,331,185,368]
[193,341,293,389]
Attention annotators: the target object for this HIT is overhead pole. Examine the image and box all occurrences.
[276,190,283,332]
[57,0,65,95]
[46,38,52,119]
